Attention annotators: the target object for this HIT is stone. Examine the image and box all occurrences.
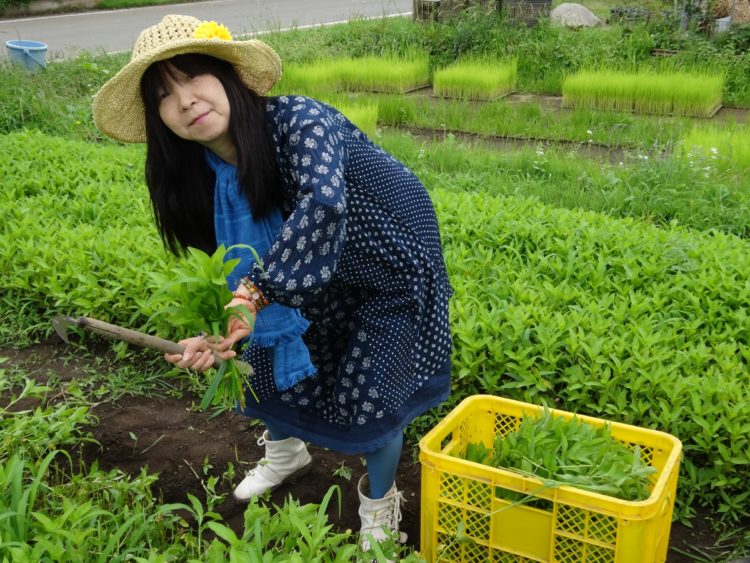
[550,3,603,27]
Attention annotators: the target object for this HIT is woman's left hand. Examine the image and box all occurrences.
[224,296,256,346]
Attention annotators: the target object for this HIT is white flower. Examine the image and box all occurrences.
[320,266,331,281]
[313,125,324,137]
[301,155,311,167]
[304,138,317,149]
[303,274,314,287]
[285,279,297,291]
[315,164,329,175]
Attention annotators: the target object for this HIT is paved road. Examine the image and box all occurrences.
[1,0,412,60]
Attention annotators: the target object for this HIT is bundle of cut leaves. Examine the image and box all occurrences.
[148,244,257,410]
[463,410,656,502]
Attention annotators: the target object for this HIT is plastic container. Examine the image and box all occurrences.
[714,16,733,34]
[5,40,48,70]
[419,395,682,562]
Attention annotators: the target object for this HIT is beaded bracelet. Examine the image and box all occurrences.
[237,276,270,311]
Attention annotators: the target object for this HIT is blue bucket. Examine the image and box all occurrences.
[6,40,48,70]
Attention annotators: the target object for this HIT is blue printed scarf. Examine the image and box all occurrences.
[206,150,316,391]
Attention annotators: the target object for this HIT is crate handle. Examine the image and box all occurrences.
[660,494,672,516]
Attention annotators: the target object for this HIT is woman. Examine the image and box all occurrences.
[93,14,452,547]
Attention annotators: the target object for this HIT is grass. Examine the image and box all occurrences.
[563,69,725,117]
[377,130,750,237]
[677,124,750,170]
[433,57,518,100]
[375,93,697,148]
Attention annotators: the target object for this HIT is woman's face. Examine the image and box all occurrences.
[157,70,234,161]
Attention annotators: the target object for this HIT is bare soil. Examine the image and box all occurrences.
[0,340,733,561]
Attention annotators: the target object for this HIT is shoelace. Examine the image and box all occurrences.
[388,489,405,527]
[243,433,270,477]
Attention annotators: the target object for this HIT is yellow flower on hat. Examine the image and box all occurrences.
[193,21,233,41]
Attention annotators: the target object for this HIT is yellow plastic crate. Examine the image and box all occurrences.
[419,395,682,563]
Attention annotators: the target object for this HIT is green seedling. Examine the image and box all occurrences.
[148,244,259,410]
[332,461,353,481]
[461,410,656,502]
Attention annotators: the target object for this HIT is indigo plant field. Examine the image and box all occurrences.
[1,8,749,562]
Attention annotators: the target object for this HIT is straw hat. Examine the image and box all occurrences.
[93,14,282,143]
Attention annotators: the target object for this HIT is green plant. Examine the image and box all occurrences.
[148,244,257,410]
[332,461,353,481]
[433,57,517,100]
[463,410,656,502]
[563,69,725,117]
[0,376,95,462]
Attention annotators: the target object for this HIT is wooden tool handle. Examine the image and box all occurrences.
[76,317,221,368]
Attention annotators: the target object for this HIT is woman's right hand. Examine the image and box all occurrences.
[165,335,217,372]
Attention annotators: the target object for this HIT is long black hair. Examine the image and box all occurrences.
[140,54,282,256]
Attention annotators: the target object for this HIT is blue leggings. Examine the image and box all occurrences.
[266,422,403,499]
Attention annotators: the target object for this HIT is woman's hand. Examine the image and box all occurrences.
[165,335,219,372]
[225,294,256,345]
[164,292,257,372]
